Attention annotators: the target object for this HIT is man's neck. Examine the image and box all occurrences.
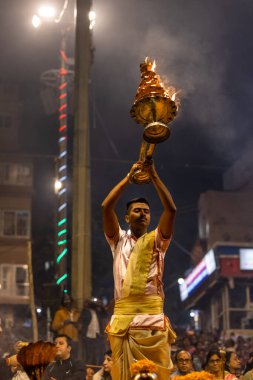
[131,228,147,239]
[58,355,70,362]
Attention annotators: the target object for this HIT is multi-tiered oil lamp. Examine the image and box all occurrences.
[130,58,179,184]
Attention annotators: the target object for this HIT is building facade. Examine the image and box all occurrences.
[0,83,33,347]
[181,146,253,336]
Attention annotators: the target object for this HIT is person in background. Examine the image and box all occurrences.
[205,350,225,380]
[243,352,253,380]
[205,350,238,380]
[0,354,12,380]
[51,294,80,357]
[225,352,241,379]
[80,297,107,365]
[93,350,113,380]
[86,367,95,380]
[10,341,29,380]
[170,350,193,378]
[42,334,85,380]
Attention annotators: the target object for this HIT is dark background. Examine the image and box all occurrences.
[0,0,252,325]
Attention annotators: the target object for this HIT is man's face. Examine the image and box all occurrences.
[125,202,151,230]
[63,295,72,309]
[103,354,113,373]
[177,351,192,374]
[54,337,71,360]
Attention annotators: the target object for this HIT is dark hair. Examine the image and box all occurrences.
[204,350,222,369]
[61,293,73,306]
[126,197,150,212]
[174,349,192,363]
[54,334,73,348]
[244,353,253,374]
[225,351,239,372]
[104,349,112,357]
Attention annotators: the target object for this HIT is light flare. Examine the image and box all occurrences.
[151,60,156,71]
[38,5,56,19]
[32,14,41,28]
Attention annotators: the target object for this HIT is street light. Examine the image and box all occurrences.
[38,5,56,19]
[31,3,73,293]
[32,0,94,307]
[32,14,41,28]
[88,10,96,30]
[54,179,62,194]
[32,5,56,28]
[178,277,185,285]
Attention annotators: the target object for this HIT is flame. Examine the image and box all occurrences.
[145,56,149,64]
[151,60,156,71]
[171,93,176,101]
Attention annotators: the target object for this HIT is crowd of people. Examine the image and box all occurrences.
[1,328,253,379]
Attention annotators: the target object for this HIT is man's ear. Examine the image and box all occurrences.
[125,214,129,224]
[68,345,72,354]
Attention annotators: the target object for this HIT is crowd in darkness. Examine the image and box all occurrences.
[172,328,253,370]
[1,324,253,379]
[1,297,253,380]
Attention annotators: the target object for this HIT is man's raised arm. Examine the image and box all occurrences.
[146,159,176,239]
[101,162,142,238]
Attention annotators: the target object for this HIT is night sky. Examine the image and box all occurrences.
[1,0,253,322]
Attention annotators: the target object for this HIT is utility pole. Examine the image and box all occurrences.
[71,0,92,309]
[27,241,38,341]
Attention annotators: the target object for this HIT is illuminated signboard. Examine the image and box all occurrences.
[240,249,253,270]
[179,249,216,301]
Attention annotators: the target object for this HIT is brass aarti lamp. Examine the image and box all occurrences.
[130,58,178,184]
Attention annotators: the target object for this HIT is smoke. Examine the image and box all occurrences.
[138,26,235,148]
[93,0,253,164]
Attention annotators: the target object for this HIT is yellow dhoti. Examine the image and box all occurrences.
[109,326,173,380]
[107,231,176,380]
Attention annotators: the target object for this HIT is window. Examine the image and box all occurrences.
[0,264,29,298]
[3,211,15,236]
[0,163,32,186]
[2,266,11,290]
[16,212,29,236]
[16,267,28,296]
[1,210,30,238]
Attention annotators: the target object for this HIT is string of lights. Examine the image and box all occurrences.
[55,36,69,292]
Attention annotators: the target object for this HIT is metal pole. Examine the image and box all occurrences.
[71,0,92,309]
[27,240,38,341]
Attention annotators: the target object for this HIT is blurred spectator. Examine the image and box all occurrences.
[86,367,95,380]
[204,350,230,380]
[243,352,253,380]
[10,364,29,380]
[171,350,193,378]
[225,352,241,379]
[225,339,236,353]
[0,356,12,380]
[10,341,29,380]
[80,297,107,365]
[93,350,112,380]
[42,334,85,380]
[51,294,80,357]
